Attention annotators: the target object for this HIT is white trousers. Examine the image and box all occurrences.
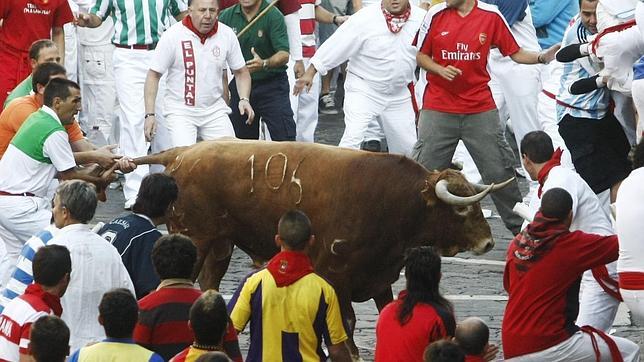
[64,23,78,83]
[577,264,621,331]
[166,110,235,147]
[0,196,51,288]
[489,52,543,153]
[340,73,416,156]
[78,44,118,143]
[505,330,640,361]
[113,48,171,203]
[632,78,644,143]
[287,58,320,143]
[78,43,118,144]
[621,288,644,326]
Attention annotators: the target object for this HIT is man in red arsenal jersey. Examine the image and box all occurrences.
[0,0,73,110]
[502,188,639,361]
[412,0,559,235]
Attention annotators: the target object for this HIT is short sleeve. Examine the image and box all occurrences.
[491,13,520,56]
[53,0,74,27]
[226,31,246,71]
[65,121,84,143]
[149,30,176,74]
[228,274,259,332]
[268,11,290,53]
[91,0,114,20]
[323,286,349,345]
[42,131,76,172]
[19,322,33,354]
[278,0,301,15]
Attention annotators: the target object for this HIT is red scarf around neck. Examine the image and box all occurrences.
[266,250,314,287]
[183,15,218,44]
[509,211,569,274]
[24,283,63,317]
[536,147,563,197]
[381,2,411,34]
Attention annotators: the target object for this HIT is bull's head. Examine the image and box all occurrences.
[421,169,512,257]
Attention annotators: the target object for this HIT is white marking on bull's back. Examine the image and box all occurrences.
[330,239,348,255]
[188,158,201,173]
[248,154,255,193]
[265,153,287,190]
[170,154,185,173]
[290,159,304,205]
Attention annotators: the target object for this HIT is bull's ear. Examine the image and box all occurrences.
[421,179,438,207]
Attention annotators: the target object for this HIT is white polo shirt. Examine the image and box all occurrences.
[150,20,246,117]
[0,106,76,197]
[526,166,613,236]
[616,167,644,274]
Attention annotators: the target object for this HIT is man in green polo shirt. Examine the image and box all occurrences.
[220,0,296,141]
[4,40,61,108]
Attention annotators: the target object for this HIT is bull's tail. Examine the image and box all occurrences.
[133,146,189,166]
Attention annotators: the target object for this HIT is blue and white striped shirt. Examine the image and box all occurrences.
[0,226,58,313]
[556,16,608,121]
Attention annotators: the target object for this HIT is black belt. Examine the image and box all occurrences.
[0,190,35,197]
[113,43,157,50]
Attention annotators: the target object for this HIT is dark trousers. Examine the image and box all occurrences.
[558,113,631,193]
[229,72,296,141]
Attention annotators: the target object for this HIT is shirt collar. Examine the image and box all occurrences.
[133,213,155,226]
[41,105,62,125]
[60,223,90,233]
[103,337,136,344]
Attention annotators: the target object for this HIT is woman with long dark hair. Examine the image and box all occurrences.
[374,246,456,362]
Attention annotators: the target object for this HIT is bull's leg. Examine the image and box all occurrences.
[196,240,234,291]
[338,295,361,360]
[373,287,394,312]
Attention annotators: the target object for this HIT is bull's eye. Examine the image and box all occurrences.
[454,205,472,216]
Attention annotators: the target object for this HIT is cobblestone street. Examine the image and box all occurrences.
[94,112,644,361]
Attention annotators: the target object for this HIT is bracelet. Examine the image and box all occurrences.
[144,113,155,119]
[262,59,268,69]
[537,52,545,64]
[240,97,250,102]
[332,15,338,26]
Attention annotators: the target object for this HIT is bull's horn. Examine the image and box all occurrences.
[472,177,515,193]
[435,180,493,206]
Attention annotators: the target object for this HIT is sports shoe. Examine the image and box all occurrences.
[319,93,339,115]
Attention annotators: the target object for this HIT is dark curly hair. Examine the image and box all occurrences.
[151,234,197,279]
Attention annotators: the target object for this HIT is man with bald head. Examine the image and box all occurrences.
[455,317,495,362]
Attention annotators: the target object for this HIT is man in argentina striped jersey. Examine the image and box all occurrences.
[556,0,631,206]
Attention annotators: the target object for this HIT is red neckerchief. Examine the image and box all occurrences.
[381,2,411,34]
[182,15,219,44]
[24,283,63,317]
[266,250,314,287]
[536,147,563,197]
[509,211,569,275]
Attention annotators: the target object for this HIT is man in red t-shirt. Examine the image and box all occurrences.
[0,0,74,110]
[502,188,639,361]
[412,0,559,235]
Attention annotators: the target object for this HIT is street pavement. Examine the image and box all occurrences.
[95,112,644,361]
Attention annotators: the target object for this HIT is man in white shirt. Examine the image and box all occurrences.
[616,141,644,325]
[49,179,134,352]
[286,0,347,142]
[294,0,424,156]
[0,78,116,288]
[520,130,620,332]
[144,0,253,147]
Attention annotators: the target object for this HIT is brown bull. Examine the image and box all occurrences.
[134,139,509,357]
